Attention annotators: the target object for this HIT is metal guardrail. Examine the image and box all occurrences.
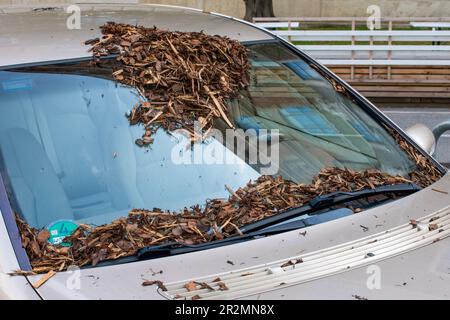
[253,16,450,23]
[254,17,450,66]
[253,17,450,99]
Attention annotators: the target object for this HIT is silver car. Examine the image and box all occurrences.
[1,4,449,300]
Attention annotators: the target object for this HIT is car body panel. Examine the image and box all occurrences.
[247,236,450,300]
[0,3,271,68]
[0,211,39,299]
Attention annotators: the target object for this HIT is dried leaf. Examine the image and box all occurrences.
[197,282,215,291]
[85,22,250,146]
[36,229,50,244]
[171,227,183,236]
[432,188,448,194]
[281,259,303,268]
[142,280,167,291]
[184,281,197,292]
[32,270,56,289]
[217,282,229,291]
[429,223,439,231]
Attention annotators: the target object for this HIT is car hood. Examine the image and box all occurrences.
[0,4,271,68]
[29,173,450,300]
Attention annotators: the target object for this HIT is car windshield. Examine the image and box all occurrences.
[0,41,416,229]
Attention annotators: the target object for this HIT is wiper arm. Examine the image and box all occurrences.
[240,182,421,234]
[308,183,420,209]
[137,234,260,260]
[136,207,354,260]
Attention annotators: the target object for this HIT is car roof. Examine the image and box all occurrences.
[0,3,273,68]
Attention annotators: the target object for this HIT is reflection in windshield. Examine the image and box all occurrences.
[0,42,418,229]
[226,42,415,183]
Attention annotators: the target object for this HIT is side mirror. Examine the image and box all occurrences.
[405,123,436,155]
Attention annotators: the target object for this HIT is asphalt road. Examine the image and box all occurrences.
[378,105,450,166]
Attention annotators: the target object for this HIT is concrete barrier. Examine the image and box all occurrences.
[2,1,450,19]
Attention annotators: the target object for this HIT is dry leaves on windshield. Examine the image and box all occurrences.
[385,126,443,188]
[16,167,419,274]
[85,22,250,145]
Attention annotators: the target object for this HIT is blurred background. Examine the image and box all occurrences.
[1,1,450,18]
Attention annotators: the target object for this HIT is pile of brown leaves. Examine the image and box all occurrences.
[85,22,250,145]
[16,167,424,274]
[387,126,443,187]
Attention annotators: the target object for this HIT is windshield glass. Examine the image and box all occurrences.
[0,41,417,229]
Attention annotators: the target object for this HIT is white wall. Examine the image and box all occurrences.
[1,0,450,18]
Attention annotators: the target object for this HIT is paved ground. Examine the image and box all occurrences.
[378,105,450,166]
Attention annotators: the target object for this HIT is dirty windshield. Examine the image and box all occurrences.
[0,41,416,230]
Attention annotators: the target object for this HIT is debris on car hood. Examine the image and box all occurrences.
[142,280,167,291]
[32,270,56,289]
[14,165,439,274]
[85,22,250,145]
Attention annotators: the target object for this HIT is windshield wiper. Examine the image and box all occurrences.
[136,207,354,260]
[134,183,420,261]
[240,182,421,234]
[137,234,259,260]
[308,183,420,208]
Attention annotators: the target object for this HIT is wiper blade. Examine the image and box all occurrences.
[240,182,421,234]
[252,207,355,235]
[308,182,420,209]
[137,234,260,260]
